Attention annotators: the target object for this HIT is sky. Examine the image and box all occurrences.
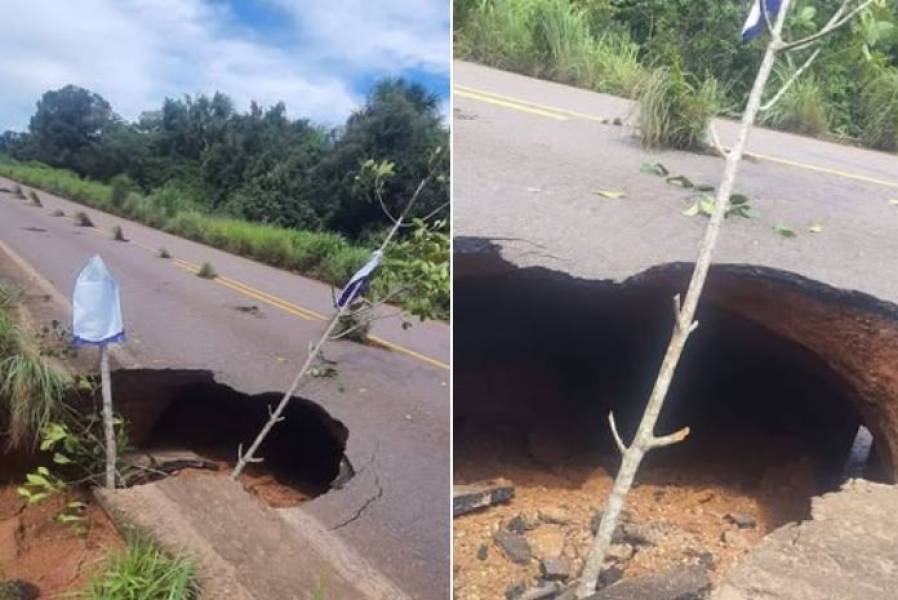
[0,0,450,132]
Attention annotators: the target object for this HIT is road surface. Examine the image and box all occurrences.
[0,178,449,599]
[454,60,898,302]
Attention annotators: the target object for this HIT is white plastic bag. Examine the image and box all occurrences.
[72,255,124,345]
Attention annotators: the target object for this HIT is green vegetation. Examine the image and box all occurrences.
[455,0,898,151]
[28,190,41,206]
[196,262,217,279]
[638,68,719,149]
[158,248,172,259]
[78,536,198,600]
[112,225,127,242]
[0,282,72,448]
[74,211,94,227]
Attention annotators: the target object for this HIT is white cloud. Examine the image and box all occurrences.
[268,0,450,76]
[0,0,447,132]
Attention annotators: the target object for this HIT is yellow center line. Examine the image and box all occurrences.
[743,151,898,190]
[88,225,448,369]
[457,84,898,190]
[455,89,568,120]
[455,84,608,122]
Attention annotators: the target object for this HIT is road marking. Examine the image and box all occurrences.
[456,84,898,190]
[742,152,898,190]
[455,85,608,122]
[455,89,568,120]
[102,227,450,369]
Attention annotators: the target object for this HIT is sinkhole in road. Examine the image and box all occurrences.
[110,369,350,506]
[453,257,897,591]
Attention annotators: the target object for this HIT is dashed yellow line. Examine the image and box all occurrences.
[743,152,898,190]
[455,84,608,122]
[456,84,898,190]
[455,89,568,120]
[95,226,449,369]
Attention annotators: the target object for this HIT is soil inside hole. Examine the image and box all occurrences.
[453,265,885,597]
[111,369,350,507]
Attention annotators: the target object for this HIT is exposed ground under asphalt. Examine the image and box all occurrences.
[453,61,898,598]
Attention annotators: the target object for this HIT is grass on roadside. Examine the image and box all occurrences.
[637,67,719,150]
[79,536,199,600]
[74,211,94,227]
[0,161,372,289]
[860,67,898,152]
[196,262,217,279]
[0,281,71,448]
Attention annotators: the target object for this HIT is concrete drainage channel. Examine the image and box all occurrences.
[453,256,898,599]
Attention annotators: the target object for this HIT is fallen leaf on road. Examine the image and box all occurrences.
[695,184,716,192]
[666,175,694,188]
[526,187,541,193]
[640,162,669,176]
[889,198,898,206]
[275,356,287,363]
[773,223,797,238]
[808,224,824,233]
[594,189,626,199]
[682,202,701,217]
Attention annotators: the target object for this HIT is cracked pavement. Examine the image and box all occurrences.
[0,179,450,599]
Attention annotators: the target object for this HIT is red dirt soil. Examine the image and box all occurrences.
[0,484,122,595]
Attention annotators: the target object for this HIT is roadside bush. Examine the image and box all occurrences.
[108,174,134,209]
[763,64,829,136]
[531,0,594,83]
[74,211,94,227]
[860,68,898,152]
[197,262,217,279]
[638,67,719,150]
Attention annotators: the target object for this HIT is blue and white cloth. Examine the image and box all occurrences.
[73,255,125,346]
[742,0,782,42]
[336,250,383,308]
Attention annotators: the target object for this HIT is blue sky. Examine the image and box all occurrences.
[0,0,449,132]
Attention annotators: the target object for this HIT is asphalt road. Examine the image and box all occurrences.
[454,61,898,303]
[0,179,449,599]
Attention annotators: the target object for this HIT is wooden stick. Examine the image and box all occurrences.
[100,344,116,490]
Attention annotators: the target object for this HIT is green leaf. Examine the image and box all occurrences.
[53,452,72,465]
[666,175,694,188]
[26,473,50,487]
[594,189,626,199]
[695,184,715,192]
[682,202,700,217]
[729,194,750,205]
[640,162,669,176]
[773,223,797,238]
[57,514,85,523]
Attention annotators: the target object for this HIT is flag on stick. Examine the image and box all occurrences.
[336,250,383,308]
[742,0,782,42]
[73,255,124,346]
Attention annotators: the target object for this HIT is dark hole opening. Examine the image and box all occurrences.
[111,369,350,505]
[455,265,885,526]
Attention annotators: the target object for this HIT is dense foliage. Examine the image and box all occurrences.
[1,79,449,238]
[455,0,898,150]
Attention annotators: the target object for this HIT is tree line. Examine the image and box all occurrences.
[0,79,449,240]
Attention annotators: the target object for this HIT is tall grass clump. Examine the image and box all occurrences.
[196,262,217,279]
[531,0,593,83]
[0,354,71,448]
[860,68,898,152]
[763,63,829,136]
[638,67,719,150]
[458,0,537,72]
[79,536,199,600]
